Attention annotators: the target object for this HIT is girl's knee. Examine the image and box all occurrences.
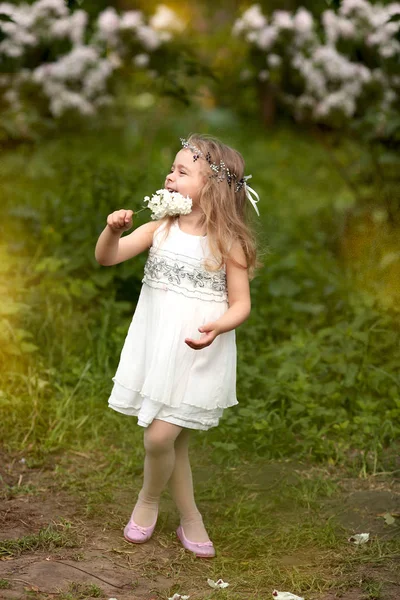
[144,421,182,454]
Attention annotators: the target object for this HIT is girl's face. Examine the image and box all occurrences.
[165,149,207,204]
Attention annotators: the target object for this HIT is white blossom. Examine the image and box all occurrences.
[0,41,24,57]
[293,8,313,34]
[136,25,161,51]
[69,10,88,46]
[322,10,356,45]
[246,31,258,43]
[233,4,267,36]
[0,4,37,57]
[31,0,68,20]
[4,88,18,104]
[49,10,87,46]
[207,579,229,589]
[272,592,304,600]
[144,189,192,220]
[267,53,282,68]
[120,10,143,30]
[158,31,173,42]
[50,17,72,39]
[83,60,114,95]
[272,10,293,30]
[133,53,150,68]
[50,89,95,117]
[257,26,277,50]
[149,5,185,32]
[379,41,400,57]
[96,7,120,42]
[340,0,374,20]
[313,45,365,81]
[314,88,357,118]
[38,46,100,80]
[348,532,370,544]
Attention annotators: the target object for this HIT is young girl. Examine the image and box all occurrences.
[95,133,260,558]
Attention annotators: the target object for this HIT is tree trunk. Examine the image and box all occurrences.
[258,81,277,127]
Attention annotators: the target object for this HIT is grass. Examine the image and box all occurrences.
[0,481,40,500]
[58,582,104,599]
[0,520,80,558]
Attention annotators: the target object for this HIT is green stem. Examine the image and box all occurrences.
[134,206,148,215]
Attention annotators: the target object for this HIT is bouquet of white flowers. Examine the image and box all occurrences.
[134,188,193,220]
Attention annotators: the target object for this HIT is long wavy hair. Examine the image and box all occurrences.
[156,133,266,281]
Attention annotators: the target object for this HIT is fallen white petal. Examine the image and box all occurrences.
[168,595,190,600]
[207,578,229,589]
[348,533,370,544]
[272,591,305,600]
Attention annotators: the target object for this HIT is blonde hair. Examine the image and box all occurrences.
[157,133,266,281]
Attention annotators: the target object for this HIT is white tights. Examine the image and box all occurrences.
[131,419,211,543]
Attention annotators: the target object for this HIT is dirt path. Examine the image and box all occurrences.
[1,452,399,600]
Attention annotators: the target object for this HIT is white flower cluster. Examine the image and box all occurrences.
[0,1,184,119]
[233,5,315,52]
[143,189,193,220]
[96,4,185,49]
[322,0,400,58]
[233,1,400,126]
[31,46,115,117]
[0,0,85,57]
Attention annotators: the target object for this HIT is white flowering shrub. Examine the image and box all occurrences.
[0,1,186,134]
[233,1,400,130]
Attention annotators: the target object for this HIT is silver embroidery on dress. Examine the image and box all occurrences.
[142,249,227,301]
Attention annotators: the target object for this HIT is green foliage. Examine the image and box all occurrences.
[0,579,11,590]
[0,109,399,468]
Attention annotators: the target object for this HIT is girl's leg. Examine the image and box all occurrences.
[167,428,211,543]
[132,419,183,527]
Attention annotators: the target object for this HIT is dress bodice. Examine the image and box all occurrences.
[142,219,228,303]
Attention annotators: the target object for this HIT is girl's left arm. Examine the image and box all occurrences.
[185,241,251,349]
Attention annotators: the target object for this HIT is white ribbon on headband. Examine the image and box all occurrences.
[243,175,260,216]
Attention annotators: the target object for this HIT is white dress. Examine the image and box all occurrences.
[107,218,238,430]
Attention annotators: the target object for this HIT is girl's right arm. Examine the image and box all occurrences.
[95,209,158,266]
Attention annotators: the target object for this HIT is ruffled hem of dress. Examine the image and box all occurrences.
[107,402,220,430]
[111,376,239,410]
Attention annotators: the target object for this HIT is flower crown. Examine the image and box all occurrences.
[180,137,260,216]
[180,137,246,191]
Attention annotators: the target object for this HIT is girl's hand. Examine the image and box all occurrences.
[185,322,221,350]
[107,209,134,233]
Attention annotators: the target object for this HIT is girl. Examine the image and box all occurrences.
[95,133,261,558]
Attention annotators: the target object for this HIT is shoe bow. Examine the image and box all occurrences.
[128,521,151,535]
[193,540,214,547]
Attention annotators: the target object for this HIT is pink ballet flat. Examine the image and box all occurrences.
[124,512,158,544]
[176,524,216,558]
